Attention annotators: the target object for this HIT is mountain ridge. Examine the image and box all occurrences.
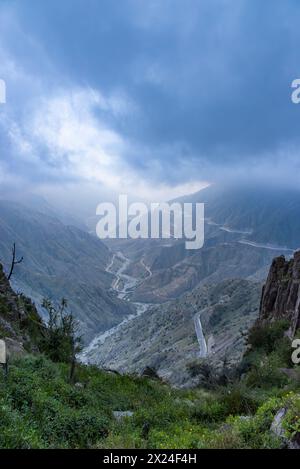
[0,200,135,341]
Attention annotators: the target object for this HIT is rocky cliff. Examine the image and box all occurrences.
[259,250,300,336]
[0,263,44,356]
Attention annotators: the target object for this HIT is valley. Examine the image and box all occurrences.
[79,184,300,385]
[0,200,135,342]
[2,1,300,450]
[1,183,300,386]
[80,251,153,363]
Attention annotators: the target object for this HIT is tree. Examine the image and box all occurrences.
[7,243,23,281]
[41,298,82,382]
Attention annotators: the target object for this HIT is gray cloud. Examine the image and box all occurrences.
[1,0,300,196]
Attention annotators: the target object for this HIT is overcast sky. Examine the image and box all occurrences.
[1,0,300,204]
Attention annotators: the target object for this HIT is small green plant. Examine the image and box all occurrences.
[282,393,300,442]
[39,299,82,381]
[40,299,82,362]
[247,320,290,354]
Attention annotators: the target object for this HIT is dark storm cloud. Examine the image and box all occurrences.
[1,0,300,189]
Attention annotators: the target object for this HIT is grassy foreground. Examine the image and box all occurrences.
[0,343,299,449]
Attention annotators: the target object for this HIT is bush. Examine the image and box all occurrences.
[0,346,297,449]
[247,320,290,354]
[282,393,300,442]
[219,384,259,415]
[39,299,82,372]
[0,356,111,448]
[192,383,260,425]
[192,397,227,423]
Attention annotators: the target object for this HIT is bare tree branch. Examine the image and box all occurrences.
[7,243,24,281]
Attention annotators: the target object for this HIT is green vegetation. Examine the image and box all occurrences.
[0,290,44,350]
[0,332,299,449]
[1,260,299,449]
[39,299,82,381]
[240,320,293,389]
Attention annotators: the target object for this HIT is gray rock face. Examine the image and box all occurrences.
[141,366,161,380]
[271,407,300,449]
[271,408,287,439]
[259,251,300,336]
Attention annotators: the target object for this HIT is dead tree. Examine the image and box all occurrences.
[7,243,23,281]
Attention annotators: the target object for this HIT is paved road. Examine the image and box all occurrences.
[238,239,294,253]
[106,251,138,299]
[140,258,152,278]
[194,312,208,358]
[106,254,116,273]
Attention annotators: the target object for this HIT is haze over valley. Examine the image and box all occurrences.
[1,182,299,386]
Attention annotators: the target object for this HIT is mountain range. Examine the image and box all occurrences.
[106,184,300,304]
[82,183,300,384]
[1,183,300,353]
[0,199,134,342]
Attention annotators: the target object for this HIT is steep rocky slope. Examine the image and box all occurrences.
[258,250,300,336]
[108,184,299,304]
[0,263,44,356]
[176,184,300,249]
[0,201,134,342]
[85,278,261,387]
[130,242,272,303]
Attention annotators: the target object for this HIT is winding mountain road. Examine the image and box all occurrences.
[79,251,152,364]
[140,258,153,278]
[194,312,208,358]
[238,239,294,253]
[106,251,139,299]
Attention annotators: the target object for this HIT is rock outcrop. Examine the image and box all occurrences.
[0,263,44,356]
[271,407,300,449]
[259,251,300,336]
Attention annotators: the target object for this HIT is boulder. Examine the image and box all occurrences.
[271,407,300,449]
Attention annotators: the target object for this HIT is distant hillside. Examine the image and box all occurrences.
[84,278,261,387]
[111,184,300,304]
[0,200,134,342]
[130,241,273,303]
[177,183,300,249]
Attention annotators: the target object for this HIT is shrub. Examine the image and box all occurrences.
[282,393,300,442]
[247,320,290,354]
[39,299,82,375]
[245,352,290,389]
[219,384,259,415]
